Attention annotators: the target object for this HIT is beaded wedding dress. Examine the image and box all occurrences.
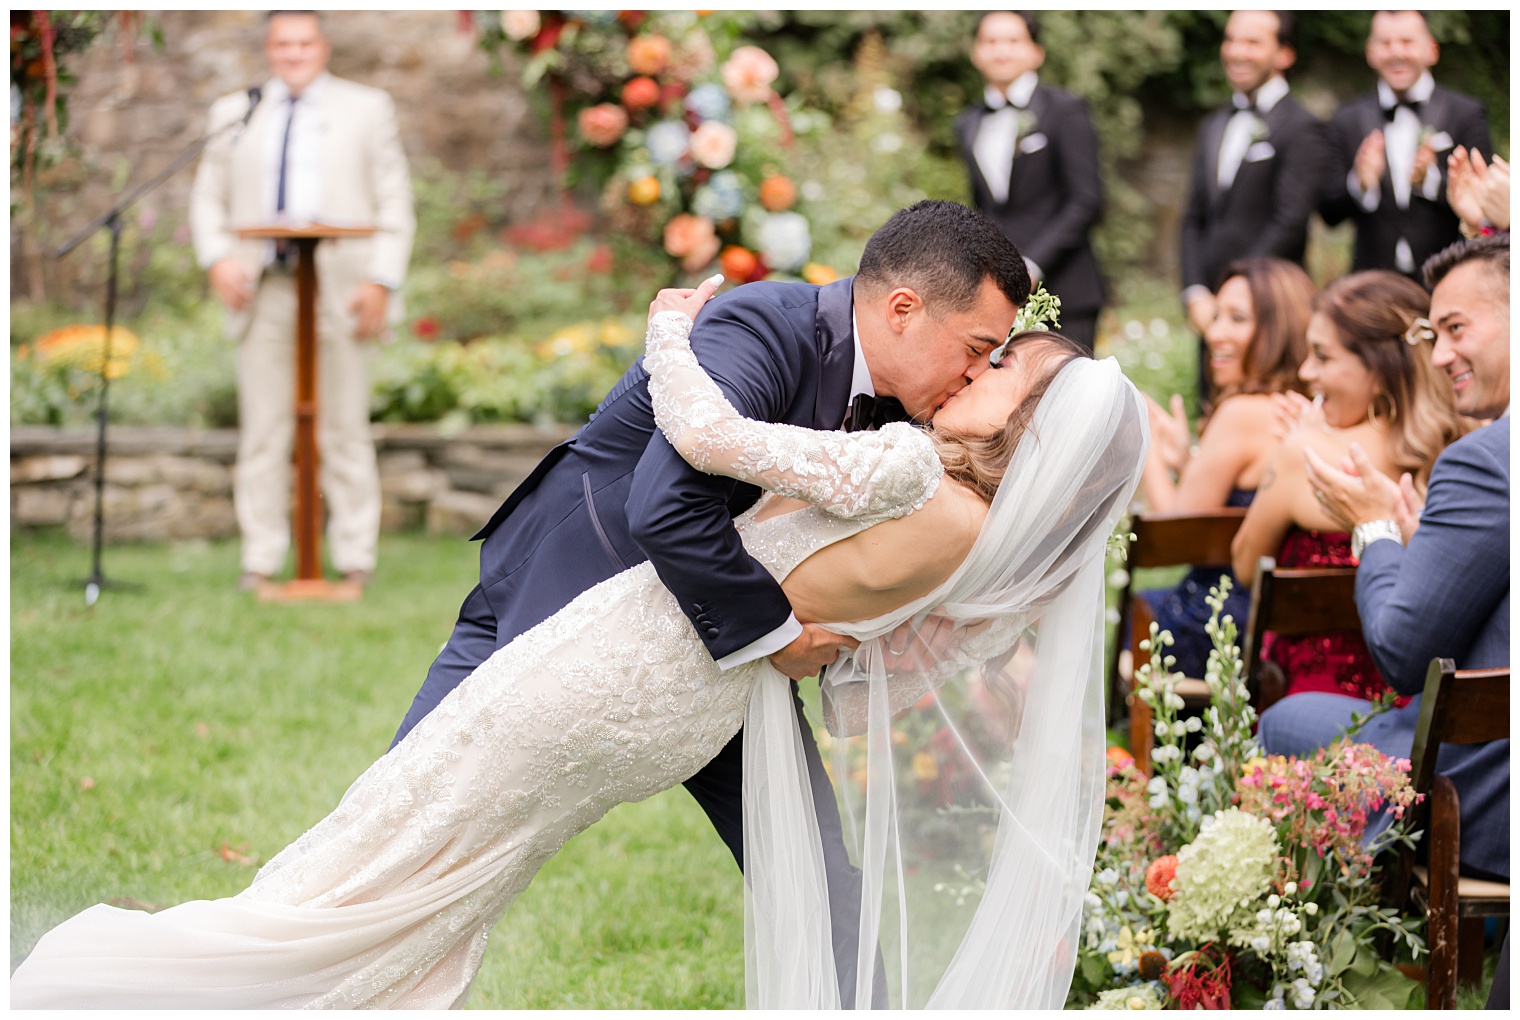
[14,311,1147,1010]
[10,315,945,1009]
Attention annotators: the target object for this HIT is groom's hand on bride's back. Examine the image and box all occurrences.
[769,624,860,681]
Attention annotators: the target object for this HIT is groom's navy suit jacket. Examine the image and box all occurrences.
[1354,419,1510,879]
[473,276,860,660]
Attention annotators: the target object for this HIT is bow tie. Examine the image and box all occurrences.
[1383,98,1422,122]
[844,393,909,432]
[982,94,1028,114]
[1231,96,1260,117]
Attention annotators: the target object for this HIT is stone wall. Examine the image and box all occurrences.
[10,422,576,543]
[15,10,555,302]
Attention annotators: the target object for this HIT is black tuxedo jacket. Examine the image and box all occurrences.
[954,84,1105,315]
[470,278,905,663]
[1180,93,1328,292]
[1319,84,1491,276]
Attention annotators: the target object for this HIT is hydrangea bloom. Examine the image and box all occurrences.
[1088,985,1164,1010]
[1166,808,1279,942]
[755,211,811,272]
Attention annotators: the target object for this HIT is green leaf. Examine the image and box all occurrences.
[1080,951,1109,987]
[1327,929,1357,975]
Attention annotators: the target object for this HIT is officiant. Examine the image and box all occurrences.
[189,10,415,592]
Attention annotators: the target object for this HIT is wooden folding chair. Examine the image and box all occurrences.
[1109,509,1247,774]
[1240,557,1362,715]
[1387,659,1510,1010]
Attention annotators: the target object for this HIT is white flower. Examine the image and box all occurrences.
[1167,809,1279,943]
[1171,720,1188,738]
[1283,881,1297,896]
[1146,776,1168,794]
[1185,716,1203,732]
[1154,720,1169,740]
[1164,692,1186,711]
[1304,902,1318,916]
[1251,935,1271,953]
[1097,867,1119,886]
[1267,894,1280,909]
[872,86,902,114]
[755,211,811,272]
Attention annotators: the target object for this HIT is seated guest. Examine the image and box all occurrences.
[1232,270,1469,708]
[1295,233,1509,884]
[1139,257,1313,678]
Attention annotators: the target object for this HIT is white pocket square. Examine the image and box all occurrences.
[1244,141,1276,162]
[1428,131,1455,152]
[1018,132,1048,154]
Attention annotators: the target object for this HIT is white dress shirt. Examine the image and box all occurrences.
[1217,73,1288,191]
[714,312,876,672]
[973,71,1039,207]
[1347,73,1441,273]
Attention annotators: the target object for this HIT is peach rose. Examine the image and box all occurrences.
[663,213,720,272]
[577,103,629,148]
[627,34,672,76]
[758,174,797,212]
[689,120,738,170]
[720,245,760,282]
[621,76,661,111]
[499,9,540,41]
[1145,855,1179,902]
[721,45,779,105]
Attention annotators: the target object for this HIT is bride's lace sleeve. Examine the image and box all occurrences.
[645,310,942,521]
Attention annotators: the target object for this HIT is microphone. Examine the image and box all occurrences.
[241,85,263,127]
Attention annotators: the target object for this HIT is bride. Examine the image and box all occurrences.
[12,283,1147,1009]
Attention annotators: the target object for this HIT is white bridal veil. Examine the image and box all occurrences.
[743,356,1148,1009]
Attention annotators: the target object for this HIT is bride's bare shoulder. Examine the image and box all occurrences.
[863,479,986,587]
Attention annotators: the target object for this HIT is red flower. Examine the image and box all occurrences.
[578,103,629,148]
[627,34,671,76]
[585,244,614,274]
[1165,943,1233,1010]
[622,76,661,111]
[412,316,440,341]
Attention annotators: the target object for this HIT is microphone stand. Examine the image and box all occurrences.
[55,89,261,606]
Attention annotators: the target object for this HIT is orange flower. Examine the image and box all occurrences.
[801,263,838,286]
[720,245,759,281]
[34,324,141,378]
[577,103,629,148]
[663,213,720,272]
[1145,854,1179,902]
[1106,745,1135,769]
[758,174,797,212]
[627,175,661,206]
[627,34,672,76]
[721,45,779,105]
[621,76,661,111]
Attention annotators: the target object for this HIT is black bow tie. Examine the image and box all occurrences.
[1232,97,1260,117]
[982,96,1028,115]
[1383,98,1422,122]
[844,393,878,433]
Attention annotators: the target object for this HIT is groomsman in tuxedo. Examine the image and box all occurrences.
[954,11,1105,350]
[1179,11,1326,395]
[1319,10,1491,278]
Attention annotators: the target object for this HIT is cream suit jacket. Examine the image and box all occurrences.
[189,75,415,340]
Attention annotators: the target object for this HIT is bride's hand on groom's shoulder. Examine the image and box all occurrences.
[648,274,724,323]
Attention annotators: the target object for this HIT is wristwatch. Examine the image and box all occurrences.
[1351,519,1403,561]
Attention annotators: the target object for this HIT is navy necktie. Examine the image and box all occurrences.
[275,95,298,265]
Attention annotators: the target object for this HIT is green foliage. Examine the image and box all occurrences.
[10,533,744,1006]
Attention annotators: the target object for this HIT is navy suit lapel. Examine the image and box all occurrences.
[814,277,856,430]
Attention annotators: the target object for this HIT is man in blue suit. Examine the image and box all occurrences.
[1270,233,1510,887]
[392,200,1029,1005]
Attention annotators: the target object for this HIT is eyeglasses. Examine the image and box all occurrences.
[1404,317,1436,346]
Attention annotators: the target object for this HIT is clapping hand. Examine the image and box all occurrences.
[1269,391,1323,441]
[1354,130,1387,194]
[1448,147,1512,233]
[1304,443,1421,542]
[648,273,724,322]
[1144,393,1191,475]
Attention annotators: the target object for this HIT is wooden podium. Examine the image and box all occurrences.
[237,223,375,602]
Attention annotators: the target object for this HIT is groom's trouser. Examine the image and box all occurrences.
[394,582,889,1009]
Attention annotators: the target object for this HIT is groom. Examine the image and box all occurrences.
[393,200,1029,1005]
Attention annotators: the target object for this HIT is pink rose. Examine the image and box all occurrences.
[689,121,737,170]
[663,213,720,272]
[577,103,629,148]
[721,45,778,105]
[500,9,540,41]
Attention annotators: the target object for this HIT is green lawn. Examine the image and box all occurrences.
[10,532,744,1008]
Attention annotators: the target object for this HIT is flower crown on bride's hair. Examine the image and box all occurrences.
[989,283,1062,366]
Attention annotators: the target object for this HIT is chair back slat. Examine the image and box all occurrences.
[1242,562,1361,695]
[1410,660,1511,796]
[1126,509,1248,569]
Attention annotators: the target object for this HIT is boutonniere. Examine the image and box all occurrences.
[1246,116,1270,146]
[1013,108,1038,142]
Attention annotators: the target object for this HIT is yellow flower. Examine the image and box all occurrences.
[802,262,838,286]
[34,325,141,378]
[911,750,938,782]
[1106,925,1155,968]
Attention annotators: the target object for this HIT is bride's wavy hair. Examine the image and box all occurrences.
[930,329,1091,504]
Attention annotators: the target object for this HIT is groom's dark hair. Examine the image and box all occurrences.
[855,200,1032,314]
